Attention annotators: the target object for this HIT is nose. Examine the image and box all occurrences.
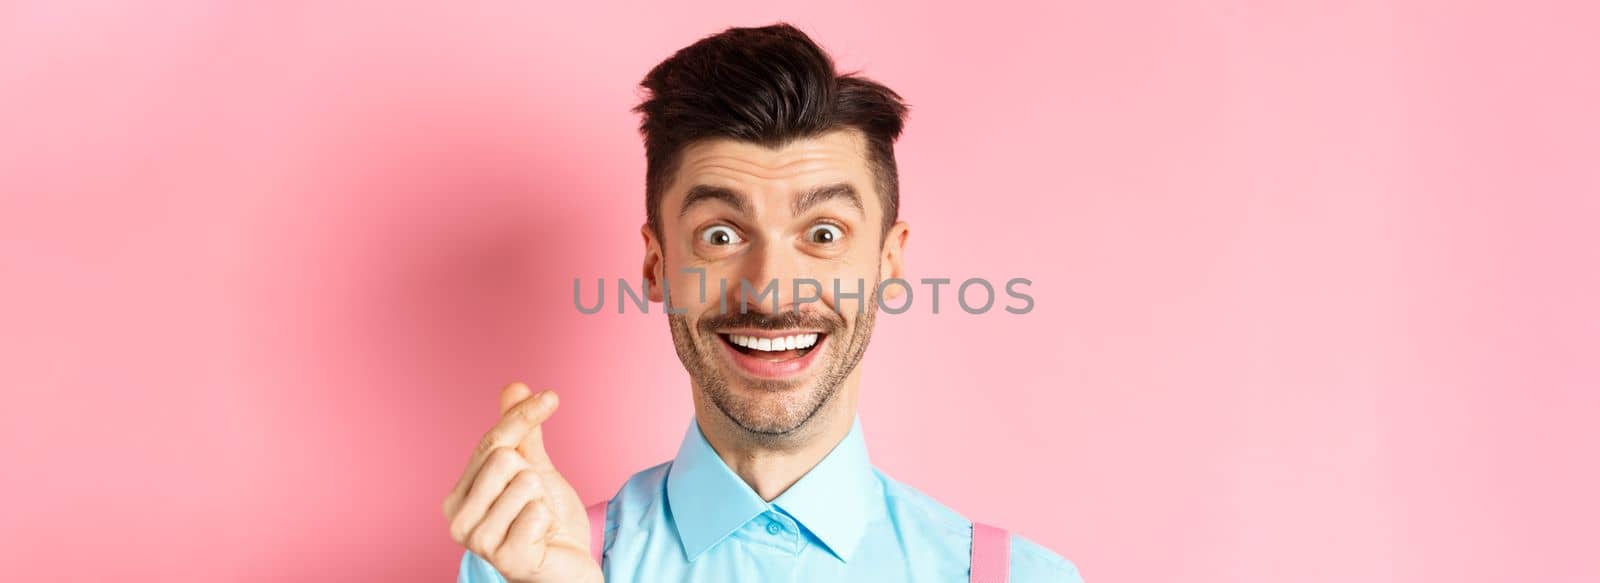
[727,238,810,315]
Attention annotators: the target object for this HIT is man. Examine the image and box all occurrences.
[443,23,1082,582]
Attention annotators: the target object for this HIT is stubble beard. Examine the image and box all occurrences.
[667,279,880,445]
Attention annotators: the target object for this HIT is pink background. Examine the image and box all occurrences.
[2,1,1596,581]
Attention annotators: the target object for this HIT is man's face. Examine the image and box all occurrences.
[643,129,908,439]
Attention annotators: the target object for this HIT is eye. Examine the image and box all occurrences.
[805,223,843,245]
[700,225,743,246]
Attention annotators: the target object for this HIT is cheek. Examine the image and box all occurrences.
[662,262,745,316]
[663,271,713,309]
[812,263,878,313]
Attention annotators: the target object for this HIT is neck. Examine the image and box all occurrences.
[693,378,860,502]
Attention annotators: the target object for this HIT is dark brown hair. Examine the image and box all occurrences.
[635,23,910,239]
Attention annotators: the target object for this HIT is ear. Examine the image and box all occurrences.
[879,220,910,301]
[642,223,666,302]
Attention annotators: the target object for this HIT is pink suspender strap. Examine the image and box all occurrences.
[970,522,1011,583]
[586,501,608,566]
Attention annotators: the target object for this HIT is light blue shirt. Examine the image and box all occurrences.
[460,416,1081,582]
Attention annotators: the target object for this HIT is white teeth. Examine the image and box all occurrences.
[727,333,822,352]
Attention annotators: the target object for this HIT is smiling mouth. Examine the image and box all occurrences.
[718,332,824,361]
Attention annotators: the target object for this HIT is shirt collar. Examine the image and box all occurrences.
[665,415,880,563]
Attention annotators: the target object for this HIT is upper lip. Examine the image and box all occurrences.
[716,328,826,339]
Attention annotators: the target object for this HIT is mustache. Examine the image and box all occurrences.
[697,309,842,334]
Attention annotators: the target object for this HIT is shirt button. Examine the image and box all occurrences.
[766,521,784,535]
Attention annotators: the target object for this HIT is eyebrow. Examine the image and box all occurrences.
[792,183,864,217]
[678,185,749,218]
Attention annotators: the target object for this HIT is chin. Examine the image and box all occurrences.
[710,374,832,435]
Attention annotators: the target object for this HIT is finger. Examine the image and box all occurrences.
[498,500,555,571]
[447,446,528,542]
[499,381,533,416]
[446,389,560,507]
[468,470,546,558]
[497,384,561,465]
[446,383,533,513]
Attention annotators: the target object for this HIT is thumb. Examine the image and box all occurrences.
[516,391,560,466]
[499,381,534,415]
[497,382,560,466]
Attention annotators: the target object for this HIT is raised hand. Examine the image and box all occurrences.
[443,383,601,583]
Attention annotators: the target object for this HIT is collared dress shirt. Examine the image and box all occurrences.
[459,416,1082,582]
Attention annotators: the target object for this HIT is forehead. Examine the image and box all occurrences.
[667,129,875,203]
